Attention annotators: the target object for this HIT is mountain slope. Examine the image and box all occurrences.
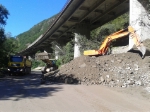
[16,14,58,52]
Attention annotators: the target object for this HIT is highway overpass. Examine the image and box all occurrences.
[18,0,150,58]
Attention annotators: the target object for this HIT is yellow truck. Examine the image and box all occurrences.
[8,55,32,75]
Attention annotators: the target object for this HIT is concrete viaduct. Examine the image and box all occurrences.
[18,0,150,59]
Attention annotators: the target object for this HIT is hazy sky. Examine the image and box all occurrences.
[0,0,68,37]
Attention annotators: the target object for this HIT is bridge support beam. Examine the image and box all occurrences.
[74,23,90,58]
[54,45,60,60]
[129,0,150,49]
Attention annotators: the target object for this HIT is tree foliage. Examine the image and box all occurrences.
[58,41,74,65]
[31,60,45,69]
[2,37,19,55]
[0,4,9,68]
[0,4,9,26]
[0,4,9,45]
[0,37,19,68]
[79,12,129,52]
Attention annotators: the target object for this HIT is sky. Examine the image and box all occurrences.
[0,0,68,37]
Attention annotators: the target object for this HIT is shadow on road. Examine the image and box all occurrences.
[42,69,80,84]
[0,70,63,101]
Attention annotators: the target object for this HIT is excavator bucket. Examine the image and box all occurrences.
[84,50,99,56]
[128,26,147,58]
[137,44,146,58]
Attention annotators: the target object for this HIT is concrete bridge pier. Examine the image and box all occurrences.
[129,0,150,50]
[55,49,59,59]
[74,23,90,58]
[54,45,62,60]
[54,39,70,60]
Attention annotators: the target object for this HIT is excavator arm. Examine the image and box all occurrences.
[84,26,146,57]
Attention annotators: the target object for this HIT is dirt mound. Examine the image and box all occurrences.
[49,52,150,90]
[143,39,150,56]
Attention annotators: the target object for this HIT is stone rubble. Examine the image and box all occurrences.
[46,52,150,91]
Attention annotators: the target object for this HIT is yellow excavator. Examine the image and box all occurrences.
[84,26,146,58]
[35,52,58,73]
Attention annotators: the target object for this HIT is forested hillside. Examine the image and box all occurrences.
[16,14,58,52]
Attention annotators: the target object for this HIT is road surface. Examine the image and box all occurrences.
[0,70,150,112]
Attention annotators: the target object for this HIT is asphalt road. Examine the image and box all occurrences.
[0,70,150,112]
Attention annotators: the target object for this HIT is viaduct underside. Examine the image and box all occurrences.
[18,0,150,59]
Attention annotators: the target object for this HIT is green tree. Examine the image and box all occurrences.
[0,4,9,68]
[58,41,74,65]
[79,12,129,52]
[0,4,9,44]
[3,37,19,55]
[0,37,18,68]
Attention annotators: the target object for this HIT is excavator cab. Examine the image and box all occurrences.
[84,26,146,58]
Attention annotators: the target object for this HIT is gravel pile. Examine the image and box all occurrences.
[42,40,150,89]
[47,51,150,89]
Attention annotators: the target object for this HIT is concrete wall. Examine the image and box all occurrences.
[74,23,90,58]
[129,0,150,49]
[74,33,81,58]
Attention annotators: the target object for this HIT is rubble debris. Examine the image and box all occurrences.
[46,52,150,89]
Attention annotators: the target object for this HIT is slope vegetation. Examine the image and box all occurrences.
[16,14,58,52]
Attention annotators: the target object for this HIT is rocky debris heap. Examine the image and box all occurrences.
[47,51,150,88]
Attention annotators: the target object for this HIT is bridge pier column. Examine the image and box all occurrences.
[129,0,150,49]
[55,45,59,60]
[74,33,81,58]
[51,40,65,60]
[74,23,90,58]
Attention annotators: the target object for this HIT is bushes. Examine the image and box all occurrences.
[79,13,129,53]
[58,41,74,65]
[55,59,61,68]
[31,60,45,69]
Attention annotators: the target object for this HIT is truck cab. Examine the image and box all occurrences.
[8,55,32,75]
